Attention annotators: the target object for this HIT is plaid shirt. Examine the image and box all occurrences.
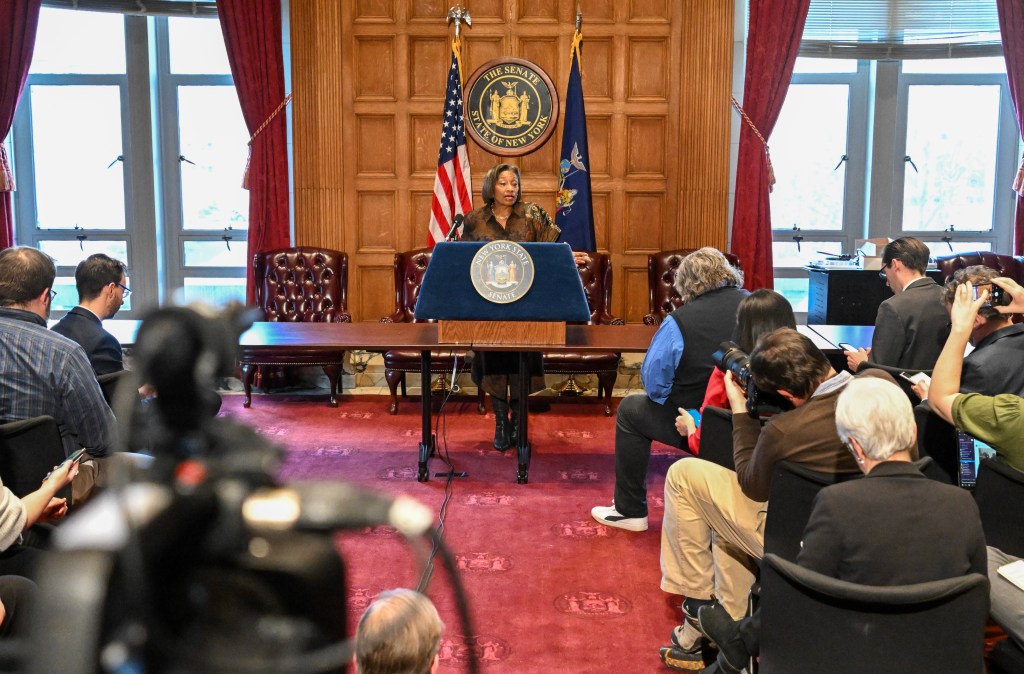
[0,308,115,457]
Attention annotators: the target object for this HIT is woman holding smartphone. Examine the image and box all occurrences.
[0,454,79,635]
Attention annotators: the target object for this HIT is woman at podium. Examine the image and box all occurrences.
[459,163,581,451]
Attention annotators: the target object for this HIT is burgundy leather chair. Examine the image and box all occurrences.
[542,252,623,416]
[643,248,743,325]
[380,248,484,415]
[239,247,351,408]
[934,250,1024,322]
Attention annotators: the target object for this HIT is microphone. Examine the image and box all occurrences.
[241,483,434,537]
[445,214,466,241]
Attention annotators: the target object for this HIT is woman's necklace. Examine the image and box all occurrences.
[494,209,511,225]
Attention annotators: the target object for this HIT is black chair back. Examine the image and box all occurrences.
[854,362,931,403]
[697,406,734,470]
[759,553,989,674]
[973,459,1024,558]
[763,461,860,562]
[914,404,958,485]
[0,416,67,498]
[97,370,132,409]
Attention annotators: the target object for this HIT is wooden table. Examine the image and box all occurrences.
[98,319,657,484]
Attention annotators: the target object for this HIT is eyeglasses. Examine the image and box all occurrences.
[115,282,131,297]
[877,261,893,280]
[47,290,57,300]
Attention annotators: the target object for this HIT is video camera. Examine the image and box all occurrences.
[26,303,464,674]
[711,341,793,418]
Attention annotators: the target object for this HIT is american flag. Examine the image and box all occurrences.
[427,39,473,247]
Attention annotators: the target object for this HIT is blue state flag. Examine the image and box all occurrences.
[555,31,596,252]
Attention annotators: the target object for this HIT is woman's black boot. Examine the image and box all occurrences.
[491,397,510,451]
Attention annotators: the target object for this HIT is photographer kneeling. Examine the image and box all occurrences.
[659,328,895,670]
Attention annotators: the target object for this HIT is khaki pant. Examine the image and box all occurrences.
[660,457,767,619]
[72,453,151,506]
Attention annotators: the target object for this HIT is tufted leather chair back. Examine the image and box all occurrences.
[254,247,351,323]
[644,248,743,325]
[576,252,623,325]
[382,248,434,324]
[934,251,1024,285]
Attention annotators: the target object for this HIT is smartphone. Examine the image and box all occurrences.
[973,283,1009,307]
[838,342,858,352]
[899,371,930,386]
[46,448,88,480]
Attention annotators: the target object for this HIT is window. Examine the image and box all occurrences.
[8,8,247,315]
[770,56,1016,314]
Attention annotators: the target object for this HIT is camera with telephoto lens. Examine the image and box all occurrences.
[712,341,793,418]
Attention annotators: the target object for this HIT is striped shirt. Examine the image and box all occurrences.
[0,308,115,457]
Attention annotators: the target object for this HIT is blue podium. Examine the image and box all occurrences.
[414,241,590,482]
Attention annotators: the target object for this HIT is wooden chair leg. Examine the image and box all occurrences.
[598,371,616,416]
[322,364,342,408]
[385,369,404,415]
[240,362,257,408]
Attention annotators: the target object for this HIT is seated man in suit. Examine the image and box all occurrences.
[355,588,444,674]
[51,253,129,376]
[591,248,748,532]
[845,236,947,372]
[685,377,987,673]
[659,329,883,670]
[0,247,118,502]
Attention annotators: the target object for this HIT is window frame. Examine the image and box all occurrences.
[9,11,246,316]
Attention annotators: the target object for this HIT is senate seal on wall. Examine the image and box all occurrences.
[464,58,558,157]
[470,240,535,304]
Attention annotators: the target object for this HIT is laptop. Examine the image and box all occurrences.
[956,430,998,489]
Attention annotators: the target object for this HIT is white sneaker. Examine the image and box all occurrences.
[591,504,648,532]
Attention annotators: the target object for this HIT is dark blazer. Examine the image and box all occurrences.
[51,306,124,376]
[797,461,987,585]
[961,323,1024,397]
[868,277,949,370]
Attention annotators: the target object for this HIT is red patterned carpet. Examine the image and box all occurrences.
[220,393,687,672]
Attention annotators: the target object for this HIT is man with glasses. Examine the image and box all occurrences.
[0,246,116,500]
[845,237,948,372]
[52,254,131,376]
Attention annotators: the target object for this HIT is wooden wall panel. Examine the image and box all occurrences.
[290,0,733,322]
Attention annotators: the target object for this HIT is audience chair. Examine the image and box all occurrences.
[0,416,68,498]
[973,459,1024,558]
[380,248,483,415]
[541,251,623,415]
[913,404,958,485]
[97,370,132,409]
[239,247,352,408]
[758,553,989,674]
[851,362,931,402]
[643,249,743,325]
[763,461,861,562]
[696,406,735,470]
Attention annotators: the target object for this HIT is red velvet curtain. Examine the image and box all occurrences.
[730,0,811,290]
[217,0,290,302]
[997,0,1024,255]
[0,0,41,251]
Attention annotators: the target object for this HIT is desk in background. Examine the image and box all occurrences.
[804,266,944,326]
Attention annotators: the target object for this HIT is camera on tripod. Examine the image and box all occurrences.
[711,341,793,418]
